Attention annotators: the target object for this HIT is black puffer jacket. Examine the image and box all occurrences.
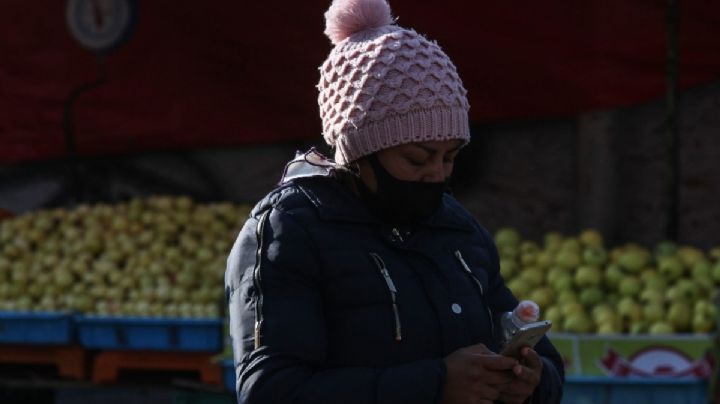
[225,152,564,404]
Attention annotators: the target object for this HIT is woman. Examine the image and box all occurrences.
[225,0,564,403]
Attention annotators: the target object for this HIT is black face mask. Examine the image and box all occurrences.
[356,154,447,225]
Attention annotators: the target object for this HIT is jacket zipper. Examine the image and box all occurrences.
[369,253,402,341]
[454,250,495,339]
[253,209,271,349]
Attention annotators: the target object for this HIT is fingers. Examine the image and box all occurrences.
[481,368,516,385]
[498,381,535,404]
[520,347,543,371]
[469,353,518,371]
[498,393,529,404]
[461,342,493,355]
[512,364,541,385]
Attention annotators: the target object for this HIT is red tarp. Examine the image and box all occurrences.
[1,0,719,163]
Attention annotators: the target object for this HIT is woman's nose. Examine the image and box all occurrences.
[421,159,446,182]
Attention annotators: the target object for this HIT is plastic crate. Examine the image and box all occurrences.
[75,316,223,352]
[563,376,709,404]
[220,359,235,392]
[0,312,73,345]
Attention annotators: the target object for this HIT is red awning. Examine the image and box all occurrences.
[1,0,718,163]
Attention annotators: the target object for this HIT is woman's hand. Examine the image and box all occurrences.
[497,347,543,404]
[442,342,518,404]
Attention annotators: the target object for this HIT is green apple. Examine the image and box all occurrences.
[546,267,566,285]
[555,250,581,270]
[692,260,712,280]
[574,265,602,287]
[692,314,713,333]
[582,246,608,267]
[563,313,592,333]
[617,297,642,321]
[639,289,665,305]
[597,322,620,335]
[658,256,685,281]
[536,251,554,269]
[544,305,563,327]
[695,300,716,317]
[520,252,537,267]
[603,264,624,289]
[544,232,564,252]
[519,266,544,287]
[560,238,582,253]
[579,229,604,248]
[693,276,715,297]
[499,259,519,279]
[557,291,579,306]
[642,271,667,291]
[529,287,554,309]
[629,321,648,335]
[654,241,678,259]
[617,247,650,273]
[500,245,519,260]
[665,286,687,303]
[579,287,604,306]
[668,301,691,332]
[550,272,574,292]
[507,279,531,299]
[643,303,665,323]
[618,276,642,297]
[495,227,521,248]
[676,279,700,301]
[594,311,621,333]
[678,246,705,269]
[709,247,720,261]
[562,301,585,317]
[520,241,540,255]
[592,304,614,320]
[649,322,674,335]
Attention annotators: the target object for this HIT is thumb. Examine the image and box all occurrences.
[462,342,493,355]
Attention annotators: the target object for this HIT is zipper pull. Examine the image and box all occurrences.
[455,250,484,295]
[369,253,403,341]
[254,320,262,349]
[391,228,404,242]
[455,249,495,338]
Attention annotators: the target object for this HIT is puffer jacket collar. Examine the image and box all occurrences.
[282,149,474,233]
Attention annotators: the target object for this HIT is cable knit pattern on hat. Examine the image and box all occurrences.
[318,0,470,164]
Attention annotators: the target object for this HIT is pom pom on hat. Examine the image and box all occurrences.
[324,0,394,45]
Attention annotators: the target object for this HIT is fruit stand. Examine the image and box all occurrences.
[495,228,717,403]
[0,201,717,403]
[0,197,243,403]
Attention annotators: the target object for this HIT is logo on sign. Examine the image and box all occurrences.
[599,346,713,378]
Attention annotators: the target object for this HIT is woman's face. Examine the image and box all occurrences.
[357,139,463,191]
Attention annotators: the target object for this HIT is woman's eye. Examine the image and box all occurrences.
[406,158,425,167]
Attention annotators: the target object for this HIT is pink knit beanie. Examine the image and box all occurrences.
[318,0,471,165]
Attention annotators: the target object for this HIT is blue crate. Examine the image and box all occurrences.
[0,312,73,345]
[220,359,236,392]
[563,376,709,404]
[75,316,223,351]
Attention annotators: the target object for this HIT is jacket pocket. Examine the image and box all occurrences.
[368,252,402,342]
[454,249,495,339]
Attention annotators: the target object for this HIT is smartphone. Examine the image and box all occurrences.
[500,320,552,359]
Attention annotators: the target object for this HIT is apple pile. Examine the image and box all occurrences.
[496,228,720,335]
[0,196,250,319]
